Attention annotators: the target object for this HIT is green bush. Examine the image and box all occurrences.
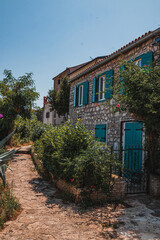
[31,121,53,142]
[34,120,93,178]
[70,142,117,192]
[13,116,30,144]
[12,115,53,145]
[34,120,120,196]
[0,181,21,229]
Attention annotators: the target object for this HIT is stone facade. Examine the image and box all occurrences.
[149,174,160,198]
[69,31,160,148]
[42,101,54,125]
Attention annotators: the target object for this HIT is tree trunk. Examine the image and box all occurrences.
[148,131,159,174]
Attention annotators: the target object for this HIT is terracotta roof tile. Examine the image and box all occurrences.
[70,28,160,82]
[106,30,152,59]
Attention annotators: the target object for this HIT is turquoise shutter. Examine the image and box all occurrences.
[95,124,106,142]
[120,65,125,95]
[124,122,143,171]
[83,81,89,105]
[141,52,153,67]
[105,70,113,99]
[92,77,96,103]
[74,86,77,107]
[96,77,99,102]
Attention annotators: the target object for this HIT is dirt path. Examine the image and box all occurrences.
[0,147,160,240]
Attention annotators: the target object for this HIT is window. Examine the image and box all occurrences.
[92,70,113,103]
[78,85,83,106]
[74,81,88,107]
[99,75,105,101]
[134,59,142,67]
[46,112,50,118]
[131,52,153,68]
[58,79,61,84]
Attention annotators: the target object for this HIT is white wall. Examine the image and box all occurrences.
[43,102,53,125]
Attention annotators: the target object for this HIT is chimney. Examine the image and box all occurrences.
[43,96,48,105]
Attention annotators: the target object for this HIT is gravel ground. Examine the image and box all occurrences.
[0,146,160,240]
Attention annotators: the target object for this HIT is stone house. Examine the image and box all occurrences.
[69,27,160,151]
[42,96,54,125]
[43,57,107,126]
[69,28,160,194]
[52,63,87,125]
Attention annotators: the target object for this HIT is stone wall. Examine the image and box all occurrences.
[52,173,125,203]
[31,148,126,202]
[149,174,160,198]
[69,37,158,148]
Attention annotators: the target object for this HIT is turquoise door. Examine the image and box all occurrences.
[123,122,143,172]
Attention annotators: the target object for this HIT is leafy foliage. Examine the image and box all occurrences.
[34,120,92,177]
[0,70,39,139]
[66,142,118,192]
[34,120,119,195]
[48,76,70,117]
[113,60,160,132]
[112,54,160,172]
[0,130,18,187]
[12,115,52,145]
[0,181,20,229]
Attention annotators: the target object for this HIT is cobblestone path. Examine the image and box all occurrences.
[0,147,160,240]
[0,148,121,240]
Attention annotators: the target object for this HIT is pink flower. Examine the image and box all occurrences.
[91,185,95,188]
[70,179,74,182]
[0,114,3,118]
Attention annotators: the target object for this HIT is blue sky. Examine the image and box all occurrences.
[0,0,160,107]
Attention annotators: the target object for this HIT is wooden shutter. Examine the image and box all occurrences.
[120,65,125,95]
[95,124,106,142]
[92,77,96,103]
[105,70,113,99]
[141,52,153,67]
[74,86,78,107]
[83,81,89,105]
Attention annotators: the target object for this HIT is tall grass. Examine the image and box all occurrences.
[0,181,21,229]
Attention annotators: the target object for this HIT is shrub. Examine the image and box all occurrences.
[31,121,53,142]
[12,115,53,145]
[70,142,117,192]
[34,119,93,178]
[0,181,21,229]
[34,120,120,197]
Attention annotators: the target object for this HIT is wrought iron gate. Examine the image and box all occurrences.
[122,147,149,194]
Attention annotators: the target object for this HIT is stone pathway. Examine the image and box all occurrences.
[0,146,160,239]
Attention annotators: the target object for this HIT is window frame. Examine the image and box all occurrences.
[78,84,83,106]
[98,75,105,101]
[133,59,142,67]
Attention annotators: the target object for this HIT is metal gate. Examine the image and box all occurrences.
[122,147,149,194]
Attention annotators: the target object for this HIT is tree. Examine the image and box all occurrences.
[0,70,39,139]
[112,54,160,172]
[48,76,70,117]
